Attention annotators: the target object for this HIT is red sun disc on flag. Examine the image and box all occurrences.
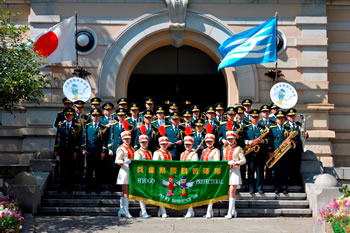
[34,31,59,57]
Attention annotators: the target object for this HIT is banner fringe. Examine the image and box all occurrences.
[129,194,228,210]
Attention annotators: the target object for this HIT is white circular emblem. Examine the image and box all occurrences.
[63,77,91,102]
[270,82,298,109]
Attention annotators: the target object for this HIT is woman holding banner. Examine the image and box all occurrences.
[180,126,199,218]
[115,122,134,218]
[153,126,172,218]
[134,125,152,218]
[223,130,246,219]
[200,124,220,218]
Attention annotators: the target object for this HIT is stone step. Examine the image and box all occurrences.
[37,206,312,217]
[41,198,309,209]
[44,191,308,200]
[46,184,303,192]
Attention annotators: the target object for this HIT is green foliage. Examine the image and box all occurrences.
[0,7,53,112]
[342,185,350,198]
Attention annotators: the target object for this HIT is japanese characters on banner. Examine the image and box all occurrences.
[129,160,229,210]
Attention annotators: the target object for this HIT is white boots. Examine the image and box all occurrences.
[158,206,168,218]
[139,201,151,218]
[184,208,195,218]
[225,198,237,219]
[204,203,214,218]
[118,197,132,218]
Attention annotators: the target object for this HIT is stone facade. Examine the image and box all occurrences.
[1,0,350,168]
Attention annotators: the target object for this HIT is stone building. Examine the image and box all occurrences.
[1,0,350,171]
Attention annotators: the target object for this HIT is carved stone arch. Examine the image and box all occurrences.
[98,8,259,105]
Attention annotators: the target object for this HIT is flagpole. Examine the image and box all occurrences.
[75,11,78,68]
[275,12,278,82]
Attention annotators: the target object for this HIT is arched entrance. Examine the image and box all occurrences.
[128,45,226,108]
[98,8,259,105]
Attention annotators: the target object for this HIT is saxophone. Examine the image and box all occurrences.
[266,129,298,169]
[243,126,270,156]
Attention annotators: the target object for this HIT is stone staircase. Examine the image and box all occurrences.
[38,184,312,217]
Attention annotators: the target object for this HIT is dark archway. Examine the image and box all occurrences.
[128,45,227,110]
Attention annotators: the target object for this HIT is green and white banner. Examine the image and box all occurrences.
[129,160,229,210]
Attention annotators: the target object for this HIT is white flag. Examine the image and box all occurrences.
[33,16,76,65]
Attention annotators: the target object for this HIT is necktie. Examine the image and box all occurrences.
[95,123,98,129]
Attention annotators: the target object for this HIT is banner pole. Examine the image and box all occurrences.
[75,11,78,68]
[275,12,278,82]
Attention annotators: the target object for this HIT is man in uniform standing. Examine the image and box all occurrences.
[181,109,194,128]
[100,102,115,126]
[285,108,308,185]
[54,107,81,192]
[214,103,226,123]
[73,100,90,183]
[152,106,169,128]
[243,109,269,194]
[81,108,109,192]
[191,104,201,124]
[165,112,184,160]
[242,99,253,122]
[134,110,158,153]
[54,97,73,129]
[117,97,128,109]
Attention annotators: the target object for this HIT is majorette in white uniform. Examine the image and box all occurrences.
[223,130,246,219]
[200,132,220,218]
[134,128,152,218]
[180,134,198,218]
[152,130,172,218]
[115,130,134,218]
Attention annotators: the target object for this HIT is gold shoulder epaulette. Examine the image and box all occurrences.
[165,125,171,128]
[58,111,63,113]
[270,125,277,128]
[58,121,64,126]
[151,120,157,124]
[100,123,106,128]
[126,117,130,120]
[86,122,92,126]
[220,121,227,125]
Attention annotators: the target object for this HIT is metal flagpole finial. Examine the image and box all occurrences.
[275,12,278,17]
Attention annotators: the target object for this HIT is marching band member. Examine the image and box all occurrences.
[153,126,172,218]
[223,130,246,219]
[115,121,134,218]
[201,124,220,218]
[134,125,152,218]
[180,126,199,218]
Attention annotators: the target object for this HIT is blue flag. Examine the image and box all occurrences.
[218,17,277,70]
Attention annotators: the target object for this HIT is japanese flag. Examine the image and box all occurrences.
[33,16,76,65]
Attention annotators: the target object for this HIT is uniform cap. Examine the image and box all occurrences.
[63,107,75,115]
[62,97,72,104]
[143,110,153,118]
[286,108,297,116]
[214,103,225,110]
[169,102,178,110]
[121,131,132,139]
[205,106,215,113]
[191,104,200,112]
[205,133,215,141]
[115,108,127,115]
[129,102,140,110]
[159,136,169,144]
[194,119,204,126]
[182,109,192,117]
[241,98,253,106]
[74,100,85,108]
[235,106,245,114]
[102,102,114,110]
[139,134,149,142]
[155,105,165,113]
[226,106,236,114]
[270,103,279,109]
[144,96,154,104]
[117,97,128,105]
[90,108,102,116]
[184,136,194,144]
[170,112,180,119]
[91,97,102,105]
[249,109,260,117]
[260,104,270,112]
[226,131,238,139]
[276,110,286,118]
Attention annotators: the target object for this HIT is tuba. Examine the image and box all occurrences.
[266,129,298,169]
[243,126,269,156]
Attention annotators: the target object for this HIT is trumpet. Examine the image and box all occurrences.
[243,127,269,156]
[266,130,298,169]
